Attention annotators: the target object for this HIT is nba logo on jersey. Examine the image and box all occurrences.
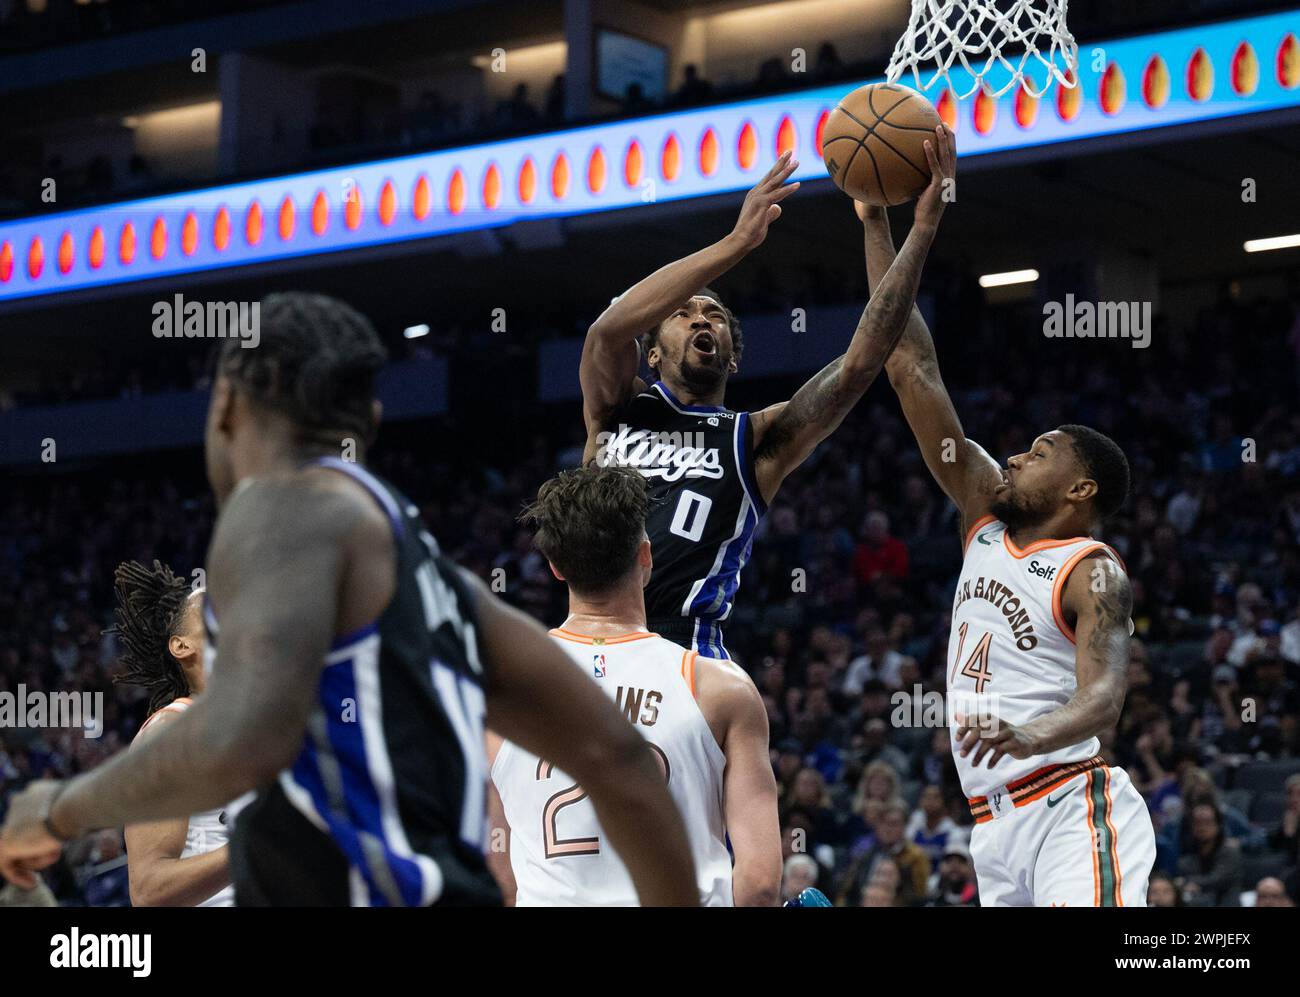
[593,654,607,678]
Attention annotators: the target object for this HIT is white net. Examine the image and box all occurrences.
[886,0,1079,99]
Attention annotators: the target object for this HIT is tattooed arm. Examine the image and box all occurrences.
[751,128,955,505]
[854,135,1001,532]
[581,152,799,455]
[957,553,1133,769]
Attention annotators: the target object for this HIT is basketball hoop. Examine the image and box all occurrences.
[886,0,1079,99]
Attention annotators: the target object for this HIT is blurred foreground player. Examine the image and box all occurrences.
[488,465,781,905]
[581,139,953,658]
[0,292,698,907]
[111,561,233,907]
[859,199,1156,906]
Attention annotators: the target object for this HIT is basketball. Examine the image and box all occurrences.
[821,82,942,206]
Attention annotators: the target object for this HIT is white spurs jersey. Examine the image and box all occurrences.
[133,697,234,907]
[947,517,1124,799]
[492,629,733,906]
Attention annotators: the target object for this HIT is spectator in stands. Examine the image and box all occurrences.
[1253,876,1294,907]
[495,83,539,130]
[925,840,978,907]
[1267,773,1300,868]
[836,801,931,907]
[671,64,712,106]
[780,853,821,903]
[544,74,565,123]
[906,783,964,865]
[812,41,847,82]
[782,767,842,847]
[854,511,909,588]
[1147,870,1184,907]
[1177,802,1244,906]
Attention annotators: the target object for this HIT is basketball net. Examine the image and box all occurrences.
[886,0,1079,99]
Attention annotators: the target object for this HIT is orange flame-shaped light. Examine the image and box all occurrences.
[245,201,263,245]
[1057,68,1082,121]
[277,197,295,241]
[1187,47,1214,101]
[379,180,397,226]
[624,140,643,188]
[120,222,138,262]
[737,121,757,170]
[311,191,329,235]
[0,241,12,282]
[413,175,431,219]
[699,128,719,176]
[661,134,680,181]
[587,146,607,194]
[344,184,363,230]
[776,116,796,157]
[181,212,199,256]
[973,89,996,134]
[28,236,44,278]
[1278,33,1299,89]
[1232,41,1259,96]
[88,226,105,269]
[1100,63,1126,115]
[57,231,74,274]
[448,169,466,215]
[151,216,168,259]
[518,157,537,203]
[552,153,570,199]
[213,207,231,250]
[1142,55,1170,108]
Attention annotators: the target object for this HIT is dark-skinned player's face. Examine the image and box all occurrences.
[650,295,737,392]
[990,430,1096,529]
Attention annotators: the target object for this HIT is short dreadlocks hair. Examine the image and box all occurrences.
[1058,424,1130,520]
[108,560,194,715]
[642,287,742,373]
[217,291,388,445]
[519,465,649,595]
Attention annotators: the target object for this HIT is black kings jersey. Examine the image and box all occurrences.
[204,456,500,907]
[597,381,766,658]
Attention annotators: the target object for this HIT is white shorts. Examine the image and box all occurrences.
[968,761,1155,907]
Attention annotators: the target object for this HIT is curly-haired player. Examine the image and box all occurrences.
[111,560,234,907]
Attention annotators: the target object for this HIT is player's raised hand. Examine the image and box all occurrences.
[730,150,800,251]
[0,780,66,888]
[914,122,956,230]
[954,711,1038,769]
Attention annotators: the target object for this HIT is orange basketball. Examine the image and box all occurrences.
[822,83,941,206]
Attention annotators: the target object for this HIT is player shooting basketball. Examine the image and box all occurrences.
[581,130,956,660]
[857,200,1157,906]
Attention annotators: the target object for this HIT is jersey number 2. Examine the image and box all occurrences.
[536,746,670,859]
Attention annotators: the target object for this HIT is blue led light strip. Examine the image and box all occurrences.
[1,8,1297,303]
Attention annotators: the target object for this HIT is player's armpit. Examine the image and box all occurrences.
[697,658,781,907]
[467,572,699,906]
[1021,552,1132,755]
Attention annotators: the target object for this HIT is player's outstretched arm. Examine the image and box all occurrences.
[0,477,370,886]
[698,658,782,906]
[854,132,1001,530]
[580,151,800,438]
[468,573,699,906]
[124,711,232,907]
[751,127,953,505]
[956,553,1132,768]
